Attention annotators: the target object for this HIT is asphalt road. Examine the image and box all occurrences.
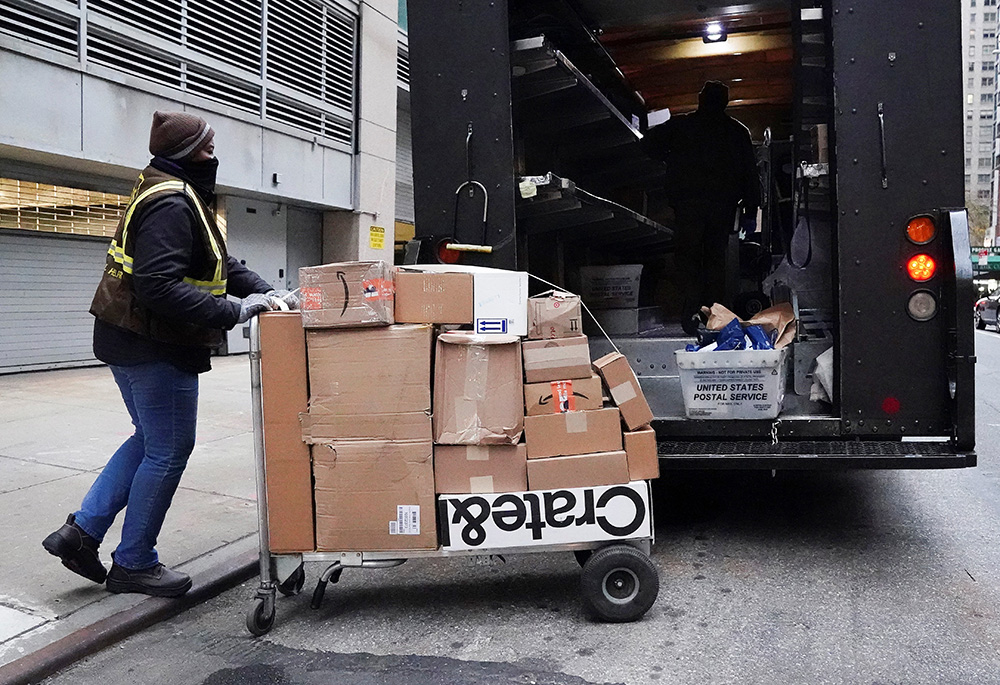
[44,332,1000,685]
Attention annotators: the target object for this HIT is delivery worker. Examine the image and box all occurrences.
[642,80,760,335]
[42,111,286,597]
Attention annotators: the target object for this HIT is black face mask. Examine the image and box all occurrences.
[181,157,219,198]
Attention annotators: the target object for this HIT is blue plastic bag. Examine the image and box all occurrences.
[714,318,747,351]
[744,324,774,350]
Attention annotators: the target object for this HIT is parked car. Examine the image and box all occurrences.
[975,289,1000,330]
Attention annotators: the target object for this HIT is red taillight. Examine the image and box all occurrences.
[907,254,936,281]
[436,239,461,264]
[906,216,936,244]
[882,397,901,415]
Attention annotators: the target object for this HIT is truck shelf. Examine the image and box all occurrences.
[516,172,673,251]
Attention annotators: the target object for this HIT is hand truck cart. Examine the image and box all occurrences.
[244,317,660,636]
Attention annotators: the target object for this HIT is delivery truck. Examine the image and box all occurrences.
[401,0,975,469]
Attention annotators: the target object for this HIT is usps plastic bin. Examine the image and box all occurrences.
[674,347,789,420]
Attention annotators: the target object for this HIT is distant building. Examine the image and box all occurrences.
[963,0,1000,242]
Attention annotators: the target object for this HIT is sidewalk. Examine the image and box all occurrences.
[0,355,260,669]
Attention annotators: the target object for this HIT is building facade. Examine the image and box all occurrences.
[963,0,999,243]
[0,0,401,372]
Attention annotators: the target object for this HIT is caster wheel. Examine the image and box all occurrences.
[734,290,771,320]
[580,544,659,623]
[246,597,275,636]
[277,565,305,597]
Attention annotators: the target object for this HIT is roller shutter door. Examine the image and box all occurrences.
[0,231,106,373]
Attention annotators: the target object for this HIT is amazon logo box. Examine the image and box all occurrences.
[299,261,394,328]
[524,375,603,417]
[438,481,652,551]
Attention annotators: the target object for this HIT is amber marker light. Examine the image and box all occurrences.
[906,216,936,244]
[907,254,936,281]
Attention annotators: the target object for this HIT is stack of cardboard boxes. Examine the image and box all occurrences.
[258,261,658,555]
[522,292,659,490]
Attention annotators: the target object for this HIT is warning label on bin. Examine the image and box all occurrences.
[437,481,651,551]
[681,367,785,419]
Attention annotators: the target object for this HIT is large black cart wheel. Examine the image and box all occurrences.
[277,565,305,597]
[246,596,275,636]
[580,544,659,623]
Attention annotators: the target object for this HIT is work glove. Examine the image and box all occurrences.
[237,293,276,323]
[265,289,300,311]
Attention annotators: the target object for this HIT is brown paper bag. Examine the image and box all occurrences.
[699,302,797,349]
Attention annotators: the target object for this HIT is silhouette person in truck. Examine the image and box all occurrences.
[642,80,760,335]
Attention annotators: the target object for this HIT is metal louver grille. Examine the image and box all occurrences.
[0,178,127,238]
[397,42,409,87]
[267,0,356,113]
[88,29,184,90]
[0,0,78,55]
[267,94,353,146]
[89,0,183,43]
[188,0,262,72]
[187,64,261,114]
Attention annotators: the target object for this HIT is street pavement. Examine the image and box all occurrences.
[0,355,260,668]
[28,330,1000,684]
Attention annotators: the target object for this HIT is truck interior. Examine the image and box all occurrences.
[502,0,835,430]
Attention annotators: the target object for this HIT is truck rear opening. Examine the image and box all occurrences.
[405,0,976,469]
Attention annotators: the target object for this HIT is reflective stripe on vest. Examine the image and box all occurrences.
[107,181,227,296]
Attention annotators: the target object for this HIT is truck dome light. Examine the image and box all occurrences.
[906,254,936,281]
[907,290,937,321]
[906,215,936,244]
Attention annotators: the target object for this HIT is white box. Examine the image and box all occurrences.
[400,264,528,336]
[437,481,652,551]
[579,265,642,309]
[674,347,789,420]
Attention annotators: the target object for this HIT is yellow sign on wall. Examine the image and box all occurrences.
[369,225,386,250]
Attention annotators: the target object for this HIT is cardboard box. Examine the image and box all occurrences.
[306,324,432,415]
[313,439,436,551]
[438,482,652,551]
[526,451,630,490]
[623,426,660,480]
[524,375,603,416]
[433,332,524,444]
[258,312,314,552]
[397,264,528,336]
[579,264,642,309]
[524,407,622,459]
[434,444,528,494]
[527,291,583,339]
[394,270,474,324]
[593,352,654,430]
[299,261,394,328]
[300,412,431,444]
[522,336,592,383]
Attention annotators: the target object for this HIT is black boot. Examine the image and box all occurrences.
[106,560,192,598]
[42,514,108,584]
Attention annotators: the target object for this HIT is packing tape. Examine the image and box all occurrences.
[464,345,490,400]
[523,343,587,363]
[610,381,637,405]
[565,411,588,434]
[469,475,495,493]
[466,445,491,461]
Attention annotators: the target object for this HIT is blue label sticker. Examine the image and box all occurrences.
[476,318,508,334]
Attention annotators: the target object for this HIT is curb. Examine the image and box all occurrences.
[0,550,258,685]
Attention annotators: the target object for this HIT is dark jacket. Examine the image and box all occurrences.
[93,158,270,374]
[642,106,760,214]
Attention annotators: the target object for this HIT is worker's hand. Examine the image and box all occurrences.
[265,289,300,311]
[237,293,277,323]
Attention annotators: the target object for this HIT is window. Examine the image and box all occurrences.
[979,157,992,167]
[981,111,994,119]
[979,174,992,183]
[981,141,993,152]
[985,31,996,40]
[967,157,974,167]
[969,93,976,104]
[985,61,996,71]
[968,142,975,152]
[986,0,997,6]
[971,46,978,56]
[983,45,993,56]
[985,77,996,87]
[972,13,978,23]
[969,109,976,120]
[966,174,973,185]
[986,12,997,22]
[981,126,994,136]
[968,125,975,136]
[970,77,977,88]
[982,93,995,103]
[979,189,991,199]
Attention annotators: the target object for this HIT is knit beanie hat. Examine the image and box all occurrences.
[148,111,215,161]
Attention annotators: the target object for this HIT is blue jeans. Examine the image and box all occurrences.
[75,362,199,570]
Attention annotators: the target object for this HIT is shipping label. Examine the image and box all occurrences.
[389,505,421,535]
[300,286,323,311]
[438,482,651,551]
[551,381,576,413]
[362,278,395,301]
